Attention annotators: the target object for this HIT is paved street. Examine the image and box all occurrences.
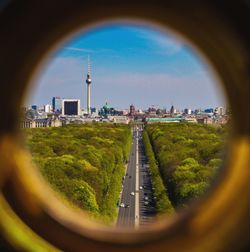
[116,125,156,228]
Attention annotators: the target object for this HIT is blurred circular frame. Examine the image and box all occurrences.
[0,1,249,252]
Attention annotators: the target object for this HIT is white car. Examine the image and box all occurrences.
[120,203,125,208]
[130,192,135,196]
[139,186,143,190]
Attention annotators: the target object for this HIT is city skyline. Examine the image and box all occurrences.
[27,24,226,110]
[26,97,225,113]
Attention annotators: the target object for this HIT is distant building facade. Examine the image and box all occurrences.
[215,106,225,116]
[62,99,81,116]
[31,105,38,111]
[129,104,135,116]
[113,116,130,124]
[170,105,175,115]
[196,117,213,124]
[204,108,214,113]
[145,117,182,124]
[44,104,52,113]
[52,97,62,113]
[99,102,116,116]
[184,108,192,115]
[182,117,197,123]
[20,117,62,128]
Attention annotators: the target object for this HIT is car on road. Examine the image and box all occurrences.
[144,201,149,206]
[129,175,132,178]
[144,196,149,201]
[120,203,125,208]
[130,192,135,196]
[125,204,130,208]
[139,186,143,190]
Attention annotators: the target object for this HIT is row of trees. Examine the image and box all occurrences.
[143,131,174,214]
[145,123,227,208]
[23,123,132,223]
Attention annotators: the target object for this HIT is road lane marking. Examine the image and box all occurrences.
[117,133,136,227]
[135,129,140,229]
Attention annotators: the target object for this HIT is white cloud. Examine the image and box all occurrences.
[135,29,183,55]
[63,47,94,53]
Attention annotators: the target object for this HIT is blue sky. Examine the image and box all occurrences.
[28,24,225,110]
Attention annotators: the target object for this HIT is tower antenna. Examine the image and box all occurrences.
[87,55,91,76]
[86,55,92,115]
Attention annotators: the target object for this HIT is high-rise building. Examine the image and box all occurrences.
[86,56,92,114]
[31,105,38,111]
[44,104,52,113]
[62,99,80,116]
[170,105,175,115]
[184,108,192,115]
[52,97,62,113]
[130,104,135,116]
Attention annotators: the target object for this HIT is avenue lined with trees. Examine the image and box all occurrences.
[143,131,174,214]
[23,122,226,224]
[24,124,132,223]
[145,123,227,208]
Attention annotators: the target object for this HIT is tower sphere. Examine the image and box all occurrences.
[86,77,91,84]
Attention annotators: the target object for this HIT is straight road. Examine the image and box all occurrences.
[116,125,156,228]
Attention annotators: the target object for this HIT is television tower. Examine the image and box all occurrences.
[86,56,91,115]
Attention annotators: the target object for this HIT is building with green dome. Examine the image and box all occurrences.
[99,102,116,116]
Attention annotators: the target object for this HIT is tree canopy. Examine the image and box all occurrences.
[23,124,132,223]
[145,123,227,208]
